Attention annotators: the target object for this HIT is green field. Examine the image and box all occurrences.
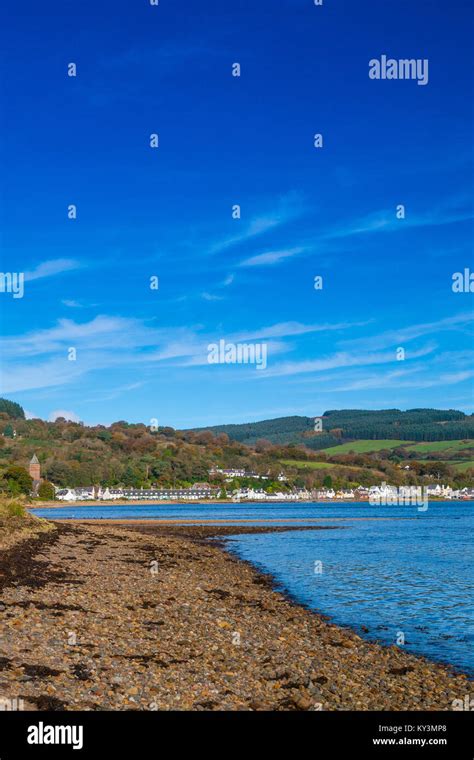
[322,440,412,455]
[279,459,383,476]
[405,440,474,453]
[447,460,474,472]
[280,459,337,470]
[319,438,474,456]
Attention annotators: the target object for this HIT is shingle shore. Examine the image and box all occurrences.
[0,522,470,711]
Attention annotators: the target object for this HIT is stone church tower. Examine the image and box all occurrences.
[29,453,41,483]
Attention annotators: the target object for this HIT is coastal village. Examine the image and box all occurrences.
[27,456,474,503]
[52,483,474,502]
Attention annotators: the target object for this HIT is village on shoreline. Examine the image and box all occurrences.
[21,457,474,507]
[41,481,474,505]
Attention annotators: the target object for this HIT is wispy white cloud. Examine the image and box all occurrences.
[82,381,147,404]
[324,198,474,241]
[209,192,305,255]
[209,217,275,255]
[1,356,93,394]
[181,340,289,368]
[3,309,471,403]
[201,292,225,301]
[197,273,235,302]
[239,246,306,268]
[234,320,370,341]
[224,193,474,273]
[259,343,436,379]
[25,259,81,282]
[0,315,367,393]
[341,312,474,352]
[1,316,159,359]
[331,368,474,393]
[62,299,83,308]
[229,194,473,272]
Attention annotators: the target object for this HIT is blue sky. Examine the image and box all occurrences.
[1,0,473,428]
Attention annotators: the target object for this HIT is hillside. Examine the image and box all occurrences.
[191,409,474,449]
[0,399,473,493]
[0,399,25,420]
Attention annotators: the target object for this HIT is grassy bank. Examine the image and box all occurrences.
[0,497,55,550]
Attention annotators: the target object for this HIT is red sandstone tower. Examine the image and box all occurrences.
[29,453,41,482]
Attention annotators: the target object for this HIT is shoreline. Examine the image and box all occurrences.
[50,517,409,524]
[30,497,474,509]
[32,499,367,508]
[0,519,470,710]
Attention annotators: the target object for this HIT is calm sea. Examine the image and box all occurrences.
[30,501,474,675]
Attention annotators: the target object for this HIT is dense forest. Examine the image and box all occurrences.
[0,399,25,420]
[0,399,473,494]
[194,409,474,448]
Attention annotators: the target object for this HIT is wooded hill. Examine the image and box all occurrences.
[192,409,474,449]
[0,400,473,493]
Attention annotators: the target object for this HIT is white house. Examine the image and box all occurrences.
[96,487,123,500]
[55,487,96,502]
[55,488,77,502]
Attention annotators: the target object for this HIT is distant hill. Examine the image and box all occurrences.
[0,399,25,420]
[191,409,474,449]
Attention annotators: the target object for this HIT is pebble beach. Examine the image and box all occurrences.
[0,521,470,711]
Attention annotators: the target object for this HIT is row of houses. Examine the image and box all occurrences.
[54,483,474,503]
[233,484,474,502]
[56,486,217,501]
[231,488,373,501]
[424,484,474,499]
[209,467,287,482]
[232,487,359,501]
[369,483,474,500]
[315,484,474,500]
[56,485,307,502]
[232,487,312,501]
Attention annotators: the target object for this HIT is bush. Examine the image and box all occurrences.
[1,466,32,495]
[38,480,55,500]
[0,496,27,518]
